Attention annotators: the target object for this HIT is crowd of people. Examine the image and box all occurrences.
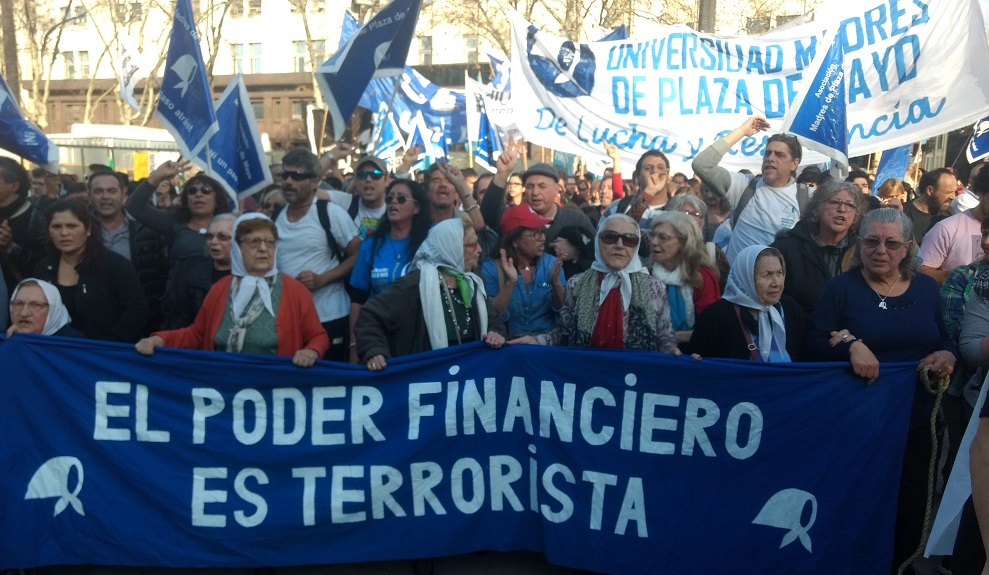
[4,113,989,574]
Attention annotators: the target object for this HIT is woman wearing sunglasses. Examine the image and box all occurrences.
[511,214,679,352]
[805,208,957,572]
[347,180,431,362]
[159,214,235,329]
[127,161,232,328]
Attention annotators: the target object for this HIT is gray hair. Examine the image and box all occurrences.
[599,213,638,233]
[211,213,236,225]
[853,207,918,277]
[801,180,865,235]
[664,194,708,220]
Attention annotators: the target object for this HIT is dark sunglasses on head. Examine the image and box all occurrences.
[357,169,385,181]
[186,185,213,196]
[599,230,640,247]
[280,170,317,181]
[385,193,410,204]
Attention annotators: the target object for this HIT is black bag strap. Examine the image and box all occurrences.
[731,177,811,228]
[733,304,762,362]
[272,200,346,262]
[347,195,360,220]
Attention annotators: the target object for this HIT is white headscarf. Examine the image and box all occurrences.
[591,215,647,311]
[11,278,72,335]
[411,218,488,350]
[230,213,279,318]
[722,244,788,361]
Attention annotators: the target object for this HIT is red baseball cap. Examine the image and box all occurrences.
[499,204,552,235]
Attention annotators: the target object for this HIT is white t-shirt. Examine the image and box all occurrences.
[329,191,386,239]
[275,201,360,322]
[725,173,802,263]
[919,210,983,272]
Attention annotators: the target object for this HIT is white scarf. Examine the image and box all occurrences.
[722,244,788,361]
[590,227,647,311]
[230,213,278,319]
[12,279,72,335]
[411,219,488,350]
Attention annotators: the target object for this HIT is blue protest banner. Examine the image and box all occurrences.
[315,0,423,140]
[872,145,912,194]
[155,0,218,159]
[781,28,849,175]
[372,102,404,162]
[475,107,502,172]
[193,75,272,203]
[968,115,989,163]
[0,73,59,170]
[488,51,512,92]
[0,334,915,574]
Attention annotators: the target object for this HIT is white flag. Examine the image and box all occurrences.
[118,36,148,112]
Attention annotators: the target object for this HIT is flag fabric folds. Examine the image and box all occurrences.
[0,73,59,171]
[155,0,218,159]
[315,0,424,140]
[371,102,404,163]
[193,75,272,204]
[968,115,989,163]
[117,36,147,113]
[871,145,912,194]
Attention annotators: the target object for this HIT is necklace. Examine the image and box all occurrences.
[440,273,471,343]
[874,276,899,309]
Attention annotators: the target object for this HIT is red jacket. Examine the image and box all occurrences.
[155,274,329,357]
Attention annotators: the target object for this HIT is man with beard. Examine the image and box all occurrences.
[919,166,989,284]
[275,148,361,361]
[0,158,47,294]
[88,170,168,333]
[692,115,807,263]
[905,167,958,245]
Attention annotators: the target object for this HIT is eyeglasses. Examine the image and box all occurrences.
[385,193,410,204]
[680,210,703,219]
[280,170,317,181]
[827,199,857,211]
[260,203,283,211]
[522,229,546,238]
[599,230,640,247]
[241,238,277,250]
[653,232,680,243]
[508,180,523,187]
[357,169,385,181]
[11,301,49,312]
[860,237,909,251]
[205,232,231,242]
[186,185,214,196]
[463,241,479,250]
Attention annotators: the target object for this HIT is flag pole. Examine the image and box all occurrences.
[373,75,403,153]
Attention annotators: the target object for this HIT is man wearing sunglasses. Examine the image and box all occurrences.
[692,115,806,264]
[274,148,361,362]
[334,156,390,239]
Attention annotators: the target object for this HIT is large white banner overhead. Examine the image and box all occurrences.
[509,0,989,172]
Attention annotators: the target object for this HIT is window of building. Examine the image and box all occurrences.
[230,0,243,16]
[293,41,307,72]
[775,14,799,27]
[746,16,770,34]
[248,0,261,16]
[73,5,87,25]
[292,101,305,120]
[249,43,261,73]
[63,51,76,79]
[129,2,141,21]
[78,51,90,77]
[419,36,432,66]
[251,101,264,120]
[311,0,325,13]
[465,34,479,64]
[232,44,244,74]
[65,104,84,124]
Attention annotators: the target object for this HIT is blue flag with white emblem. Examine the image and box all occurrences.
[156,0,218,159]
[475,106,502,173]
[968,115,989,163]
[315,0,423,140]
[193,75,272,204]
[407,110,444,171]
[372,102,404,162]
[780,28,849,175]
[0,73,59,171]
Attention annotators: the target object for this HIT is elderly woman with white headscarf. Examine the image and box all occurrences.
[355,214,507,371]
[135,213,328,367]
[7,278,83,337]
[511,214,679,352]
[685,244,804,361]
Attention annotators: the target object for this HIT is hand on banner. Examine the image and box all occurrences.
[499,249,518,284]
[292,348,320,368]
[367,354,388,371]
[148,159,192,187]
[0,219,11,254]
[135,335,165,356]
[508,335,537,345]
[483,331,506,349]
[603,141,621,172]
[848,340,880,384]
[399,144,421,173]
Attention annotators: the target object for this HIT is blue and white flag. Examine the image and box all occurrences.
[475,105,502,172]
[117,36,148,113]
[872,145,912,194]
[315,0,423,140]
[407,110,444,171]
[156,0,218,159]
[597,25,629,41]
[0,335,918,573]
[0,73,59,171]
[371,102,404,162]
[193,75,272,204]
[780,28,849,176]
[488,50,512,92]
[968,115,989,163]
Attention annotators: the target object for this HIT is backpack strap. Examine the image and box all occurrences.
[796,183,810,217]
[347,195,360,220]
[730,176,760,228]
[315,199,346,263]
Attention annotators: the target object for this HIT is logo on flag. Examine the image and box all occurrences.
[24,456,85,517]
[118,36,147,112]
[968,115,989,163]
[526,26,596,98]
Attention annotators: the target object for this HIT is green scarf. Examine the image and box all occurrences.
[440,267,473,308]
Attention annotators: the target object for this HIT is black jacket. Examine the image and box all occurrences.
[685,296,805,361]
[160,255,229,329]
[95,214,170,333]
[35,250,150,343]
[771,220,854,317]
